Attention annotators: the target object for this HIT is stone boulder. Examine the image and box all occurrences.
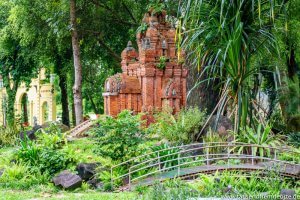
[205,115,233,138]
[76,163,99,181]
[19,125,42,140]
[87,178,103,189]
[52,170,82,190]
[280,189,296,200]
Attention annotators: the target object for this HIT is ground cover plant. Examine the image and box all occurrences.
[139,172,299,199]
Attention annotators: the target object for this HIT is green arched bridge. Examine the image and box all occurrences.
[110,142,300,190]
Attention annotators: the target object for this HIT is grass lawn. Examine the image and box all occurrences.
[0,189,138,200]
[0,138,140,200]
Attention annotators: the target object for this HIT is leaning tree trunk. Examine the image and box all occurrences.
[70,0,83,125]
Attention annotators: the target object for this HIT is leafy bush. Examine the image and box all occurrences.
[141,179,198,200]
[0,125,19,147]
[91,110,147,161]
[98,166,127,189]
[234,124,282,157]
[37,148,76,175]
[151,107,206,144]
[147,0,166,14]
[150,143,179,169]
[157,56,167,70]
[287,132,300,148]
[15,128,77,176]
[190,171,298,197]
[137,23,148,34]
[16,137,39,165]
[0,163,48,189]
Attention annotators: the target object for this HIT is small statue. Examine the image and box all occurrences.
[33,116,38,127]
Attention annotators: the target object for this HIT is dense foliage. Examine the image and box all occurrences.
[90,110,147,161]
[141,172,299,199]
[15,124,77,176]
[150,107,207,144]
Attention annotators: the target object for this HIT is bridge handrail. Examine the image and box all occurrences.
[112,142,298,170]
[112,142,296,168]
[128,144,298,170]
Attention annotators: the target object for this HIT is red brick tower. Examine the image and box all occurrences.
[103,9,188,116]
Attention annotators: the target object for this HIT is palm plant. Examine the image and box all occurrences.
[179,0,286,135]
[234,124,282,157]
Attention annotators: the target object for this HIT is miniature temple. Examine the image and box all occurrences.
[103,9,188,116]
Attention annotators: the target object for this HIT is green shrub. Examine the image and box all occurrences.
[16,137,40,166]
[147,0,165,14]
[287,132,300,148]
[98,166,126,187]
[157,56,167,70]
[150,143,179,169]
[137,23,148,34]
[151,107,206,144]
[233,124,282,157]
[37,148,76,175]
[103,182,113,192]
[141,179,198,200]
[90,110,147,161]
[0,125,19,147]
[190,171,298,197]
[0,163,48,189]
[15,128,77,176]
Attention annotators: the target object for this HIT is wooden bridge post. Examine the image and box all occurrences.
[129,167,131,191]
[251,146,254,165]
[111,167,113,190]
[177,152,181,177]
[157,152,161,172]
[206,145,209,165]
[227,144,230,167]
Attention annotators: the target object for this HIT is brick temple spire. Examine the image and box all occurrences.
[103,9,188,116]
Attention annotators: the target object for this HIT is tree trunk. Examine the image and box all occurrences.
[87,92,99,114]
[187,66,220,113]
[72,102,76,126]
[59,74,70,127]
[6,88,16,127]
[70,0,83,125]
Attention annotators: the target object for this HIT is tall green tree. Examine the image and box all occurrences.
[278,0,300,131]
[7,0,73,127]
[0,15,37,126]
[70,0,83,125]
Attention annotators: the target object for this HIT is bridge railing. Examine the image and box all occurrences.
[110,142,300,190]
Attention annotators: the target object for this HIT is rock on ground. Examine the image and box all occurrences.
[76,163,99,181]
[53,170,82,190]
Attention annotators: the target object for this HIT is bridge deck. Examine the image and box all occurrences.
[131,162,299,189]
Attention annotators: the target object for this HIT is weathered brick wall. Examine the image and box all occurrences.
[103,9,188,117]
